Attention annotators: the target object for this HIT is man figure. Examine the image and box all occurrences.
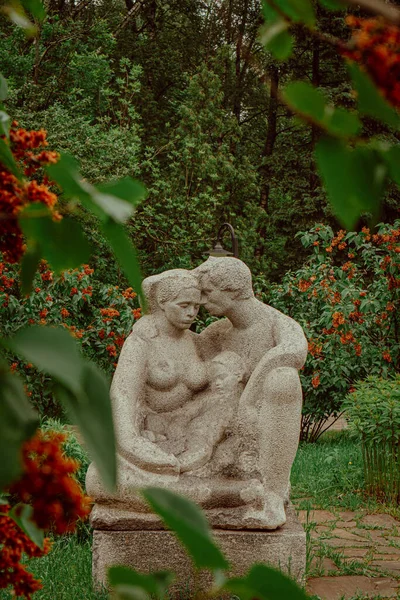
[195,257,308,528]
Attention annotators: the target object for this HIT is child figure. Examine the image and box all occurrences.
[142,351,247,473]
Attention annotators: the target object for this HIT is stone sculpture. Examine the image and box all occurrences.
[86,258,308,531]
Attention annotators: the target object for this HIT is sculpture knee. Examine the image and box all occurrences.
[264,367,302,405]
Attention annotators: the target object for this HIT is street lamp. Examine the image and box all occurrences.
[207,222,239,258]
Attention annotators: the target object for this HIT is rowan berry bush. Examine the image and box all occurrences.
[264,222,400,441]
[0,260,141,417]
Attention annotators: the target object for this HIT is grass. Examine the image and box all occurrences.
[291,430,384,512]
[0,535,107,600]
[2,429,399,599]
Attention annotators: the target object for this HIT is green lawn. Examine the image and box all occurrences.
[2,430,396,599]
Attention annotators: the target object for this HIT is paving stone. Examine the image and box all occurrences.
[334,520,357,529]
[375,554,400,561]
[341,547,370,558]
[298,510,337,524]
[332,528,367,542]
[338,511,359,522]
[371,560,400,573]
[361,514,400,529]
[327,538,371,548]
[306,575,399,600]
[310,557,338,573]
[376,545,400,555]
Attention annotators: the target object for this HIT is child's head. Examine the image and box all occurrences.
[211,351,246,392]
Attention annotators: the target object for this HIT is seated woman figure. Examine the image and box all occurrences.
[86,269,263,517]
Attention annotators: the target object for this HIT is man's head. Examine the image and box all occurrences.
[194,257,254,316]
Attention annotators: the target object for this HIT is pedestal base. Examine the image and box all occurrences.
[91,506,306,593]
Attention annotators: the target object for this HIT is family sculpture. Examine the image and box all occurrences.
[86,257,308,530]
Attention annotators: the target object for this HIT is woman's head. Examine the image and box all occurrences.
[142,269,201,330]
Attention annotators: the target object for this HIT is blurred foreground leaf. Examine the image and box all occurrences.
[224,563,310,600]
[142,487,229,571]
[0,138,23,180]
[108,566,174,600]
[56,362,116,491]
[10,503,44,549]
[0,365,38,489]
[283,81,361,137]
[260,2,293,60]
[348,63,400,130]
[315,137,386,229]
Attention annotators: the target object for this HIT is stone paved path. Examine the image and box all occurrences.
[298,509,400,599]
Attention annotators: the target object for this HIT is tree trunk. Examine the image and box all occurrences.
[309,37,320,192]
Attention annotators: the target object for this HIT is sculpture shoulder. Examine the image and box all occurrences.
[199,318,231,340]
[130,315,158,342]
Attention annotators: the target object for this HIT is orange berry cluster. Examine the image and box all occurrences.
[343,16,400,109]
[9,431,90,535]
[0,504,52,599]
[0,123,60,263]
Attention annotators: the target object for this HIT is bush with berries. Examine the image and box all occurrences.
[0,260,141,417]
[263,222,400,441]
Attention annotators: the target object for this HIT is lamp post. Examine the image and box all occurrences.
[207,222,239,258]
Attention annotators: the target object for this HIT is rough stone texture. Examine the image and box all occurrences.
[92,508,306,592]
[87,258,308,530]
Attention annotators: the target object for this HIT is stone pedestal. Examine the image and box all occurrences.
[91,506,306,593]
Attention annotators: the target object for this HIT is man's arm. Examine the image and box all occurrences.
[195,318,230,360]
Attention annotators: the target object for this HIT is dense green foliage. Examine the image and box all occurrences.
[344,375,400,504]
[2,0,399,282]
[266,222,400,440]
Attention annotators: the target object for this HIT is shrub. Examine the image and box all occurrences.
[0,261,141,417]
[344,375,400,505]
[264,222,400,441]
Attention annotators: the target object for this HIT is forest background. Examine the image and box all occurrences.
[4,0,400,280]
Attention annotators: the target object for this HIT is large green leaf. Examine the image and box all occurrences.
[259,21,293,60]
[0,364,38,489]
[55,362,116,490]
[108,566,174,600]
[0,111,11,138]
[2,5,37,35]
[101,220,144,306]
[0,138,23,179]
[272,0,315,26]
[315,136,387,229]
[21,0,46,21]
[142,488,229,571]
[283,81,361,138]
[19,204,91,274]
[379,144,400,187]
[224,563,310,600]
[47,154,146,223]
[3,326,84,396]
[348,63,400,129]
[10,503,44,548]
[0,75,8,102]
[20,244,42,296]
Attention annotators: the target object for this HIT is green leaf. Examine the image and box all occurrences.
[318,0,345,9]
[0,138,23,179]
[21,0,46,21]
[224,563,309,600]
[0,365,38,489]
[379,144,400,187]
[259,21,293,60]
[108,566,174,600]
[0,75,8,102]
[272,0,315,26]
[55,362,116,491]
[2,5,37,35]
[10,503,44,548]
[20,244,42,296]
[19,204,91,273]
[283,82,361,138]
[142,488,229,571]
[348,63,400,129]
[315,137,387,229]
[3,326,84,396]
[47,154,145,223]
[0,111,11,138]
[101,220,144,307]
